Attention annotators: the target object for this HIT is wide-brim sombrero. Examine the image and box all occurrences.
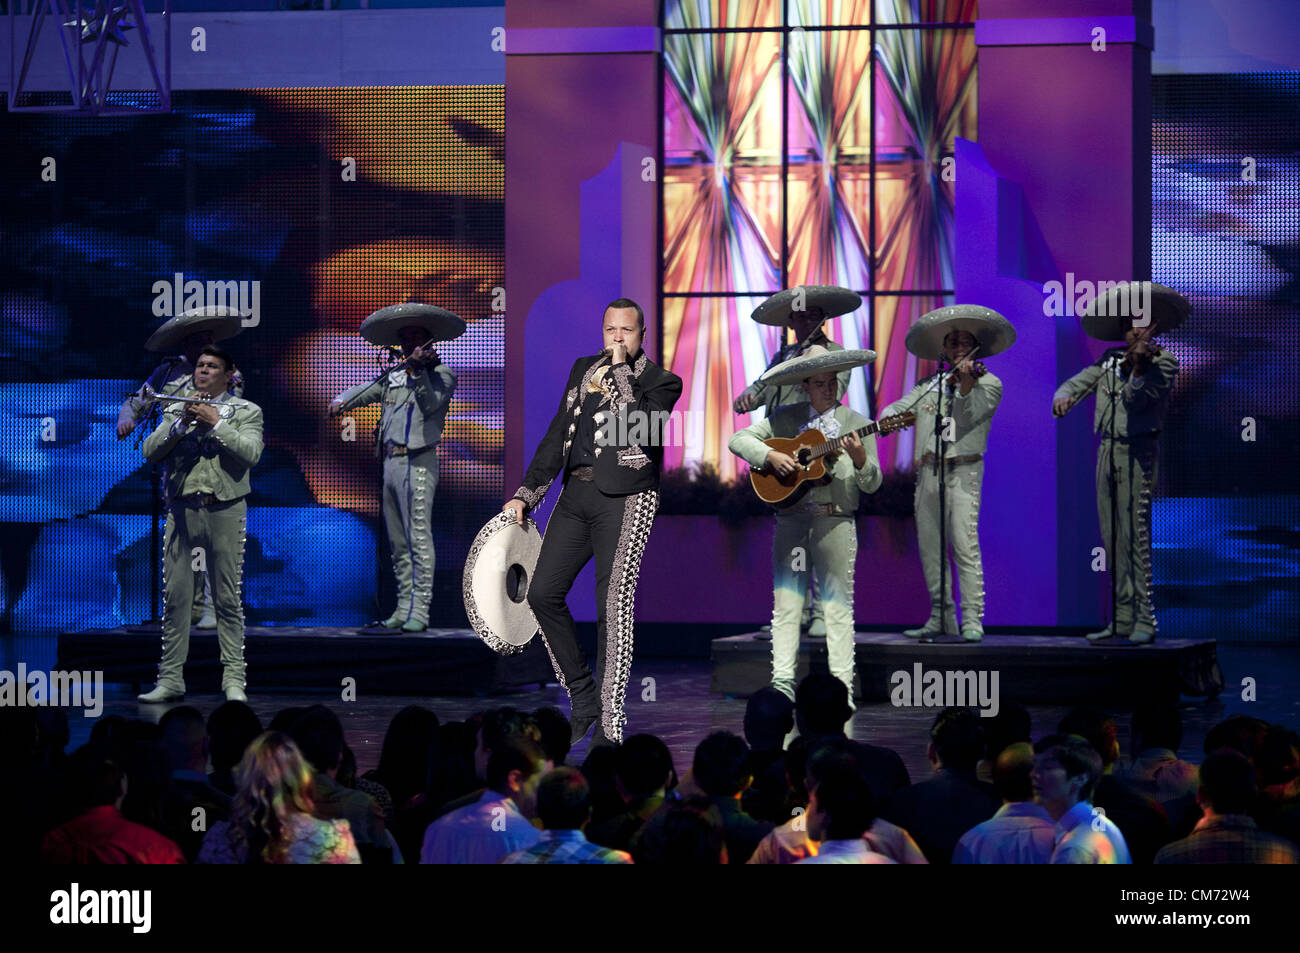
[758,344,877,388]
[359,303,467,347]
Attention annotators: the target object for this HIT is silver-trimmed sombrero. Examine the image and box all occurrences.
[463,511,544,656]
[359,303,467,346]
[751,285,863,327]
[758,344,877,388]
[904,305,1017,360]
[144,306,246,353]
[1080,282,1190,341]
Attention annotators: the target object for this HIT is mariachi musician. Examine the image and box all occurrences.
[329,304,462,632]
[728,345,882,703]
[880,306,1016,643]
[1053,283,1185,644]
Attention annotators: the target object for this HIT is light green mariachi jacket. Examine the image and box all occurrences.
[1053,349,1178,438]
[141,393,263,502]
[729,402,883,515]
[334,364,456,453]
[880,371,1003,463]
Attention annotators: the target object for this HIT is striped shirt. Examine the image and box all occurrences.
[501,829,632,864]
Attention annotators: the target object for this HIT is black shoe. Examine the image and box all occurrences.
[589,721,619,751]
[570,710,597,746]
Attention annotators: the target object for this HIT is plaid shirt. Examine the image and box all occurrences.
[1154,814,1300,864]
[500,829,632,864]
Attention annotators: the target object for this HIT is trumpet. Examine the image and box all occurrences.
[139,385,236,418]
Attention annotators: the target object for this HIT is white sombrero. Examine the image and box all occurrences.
[904,305,1017,361]
[751,285,863,327]
[144,306,246,353]
[359,303,467,347]
[463,512,544,656]
[1080,282,1190,341]
[758,344,877,388]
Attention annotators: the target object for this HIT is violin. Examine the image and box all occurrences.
[946,359,988,387]
[1118,326,1162,375]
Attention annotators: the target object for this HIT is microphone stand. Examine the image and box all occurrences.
[127,355,186,633]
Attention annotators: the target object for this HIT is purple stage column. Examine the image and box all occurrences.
[962,0,1153,626]
[504,1,660,499]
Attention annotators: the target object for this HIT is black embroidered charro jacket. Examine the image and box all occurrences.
[513,350,683,508]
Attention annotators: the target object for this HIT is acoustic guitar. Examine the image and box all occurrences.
[749,412,916,506]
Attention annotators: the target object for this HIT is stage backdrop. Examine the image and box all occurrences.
[1150,71,1300,642]
[0,86,504,635]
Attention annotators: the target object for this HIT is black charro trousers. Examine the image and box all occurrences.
[526,476,659,743]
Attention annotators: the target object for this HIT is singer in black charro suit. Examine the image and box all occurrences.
[503,299,682,748]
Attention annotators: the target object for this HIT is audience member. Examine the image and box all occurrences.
[741,688,795,824]
[580,744,627,828]
[290,705,397,862]
[501,767,632,863]
[158,706,233,862]
[420,737,546,864]
[1115,705,1199,802]
[43,748,184,864]
[692,731,773,864]
[631,796,727,864]
[586,733,674,852]
[1058,707,1171,863]
[207,701,262,796]
[976,702,1032,785]
[882,708,999,863]
[796,674,910,805]
[532,706,573,767]
[1033,734,1130,864]
[797,751,894,864]
[1155,748,1299,864]
[953,742,1055,863]
[197,732,359,864]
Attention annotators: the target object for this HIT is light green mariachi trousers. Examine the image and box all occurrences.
[158,499,248,691]
[1097,436,1159,633]
[383,449,439,627]
[771,512,857,701]
[914,459,986,632]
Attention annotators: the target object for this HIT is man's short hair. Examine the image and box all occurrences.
[795,674,852,735]
[530,706,572,767]
[1132,705,1183,754]
[158,705,205,770]
[288,705,345,774]
[605,297,644,330]
[486,736,546,793]
[480,707,537,753]
[1034,733,1103,801]
[1198,749,1258,815]
[811,759,876,840]
[535,767,591,830]
[984,702,1032,763]
[198,344,234,373]
[1058,707,1119,767]
[992,742,1036,802]
[931,708,986,774]
[207,701,263,772]
[692,731,751,797]
[69,748,124,808]
[615,734,674,799]
[744,687,795,751]
[1203,715,1269,759]
[635,796,725,865]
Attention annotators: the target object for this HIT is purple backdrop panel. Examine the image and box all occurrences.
[504,50,657,492]
[508,27,659,54]
[955,138,1065,628]
[975,16,1153,48]
[507,0,658,30]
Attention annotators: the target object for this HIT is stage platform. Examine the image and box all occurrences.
[57,627,556,696]
[711,631,1224,707]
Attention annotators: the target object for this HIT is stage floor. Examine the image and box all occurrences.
[41,646,1298,787]
[712,630,1224,707]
